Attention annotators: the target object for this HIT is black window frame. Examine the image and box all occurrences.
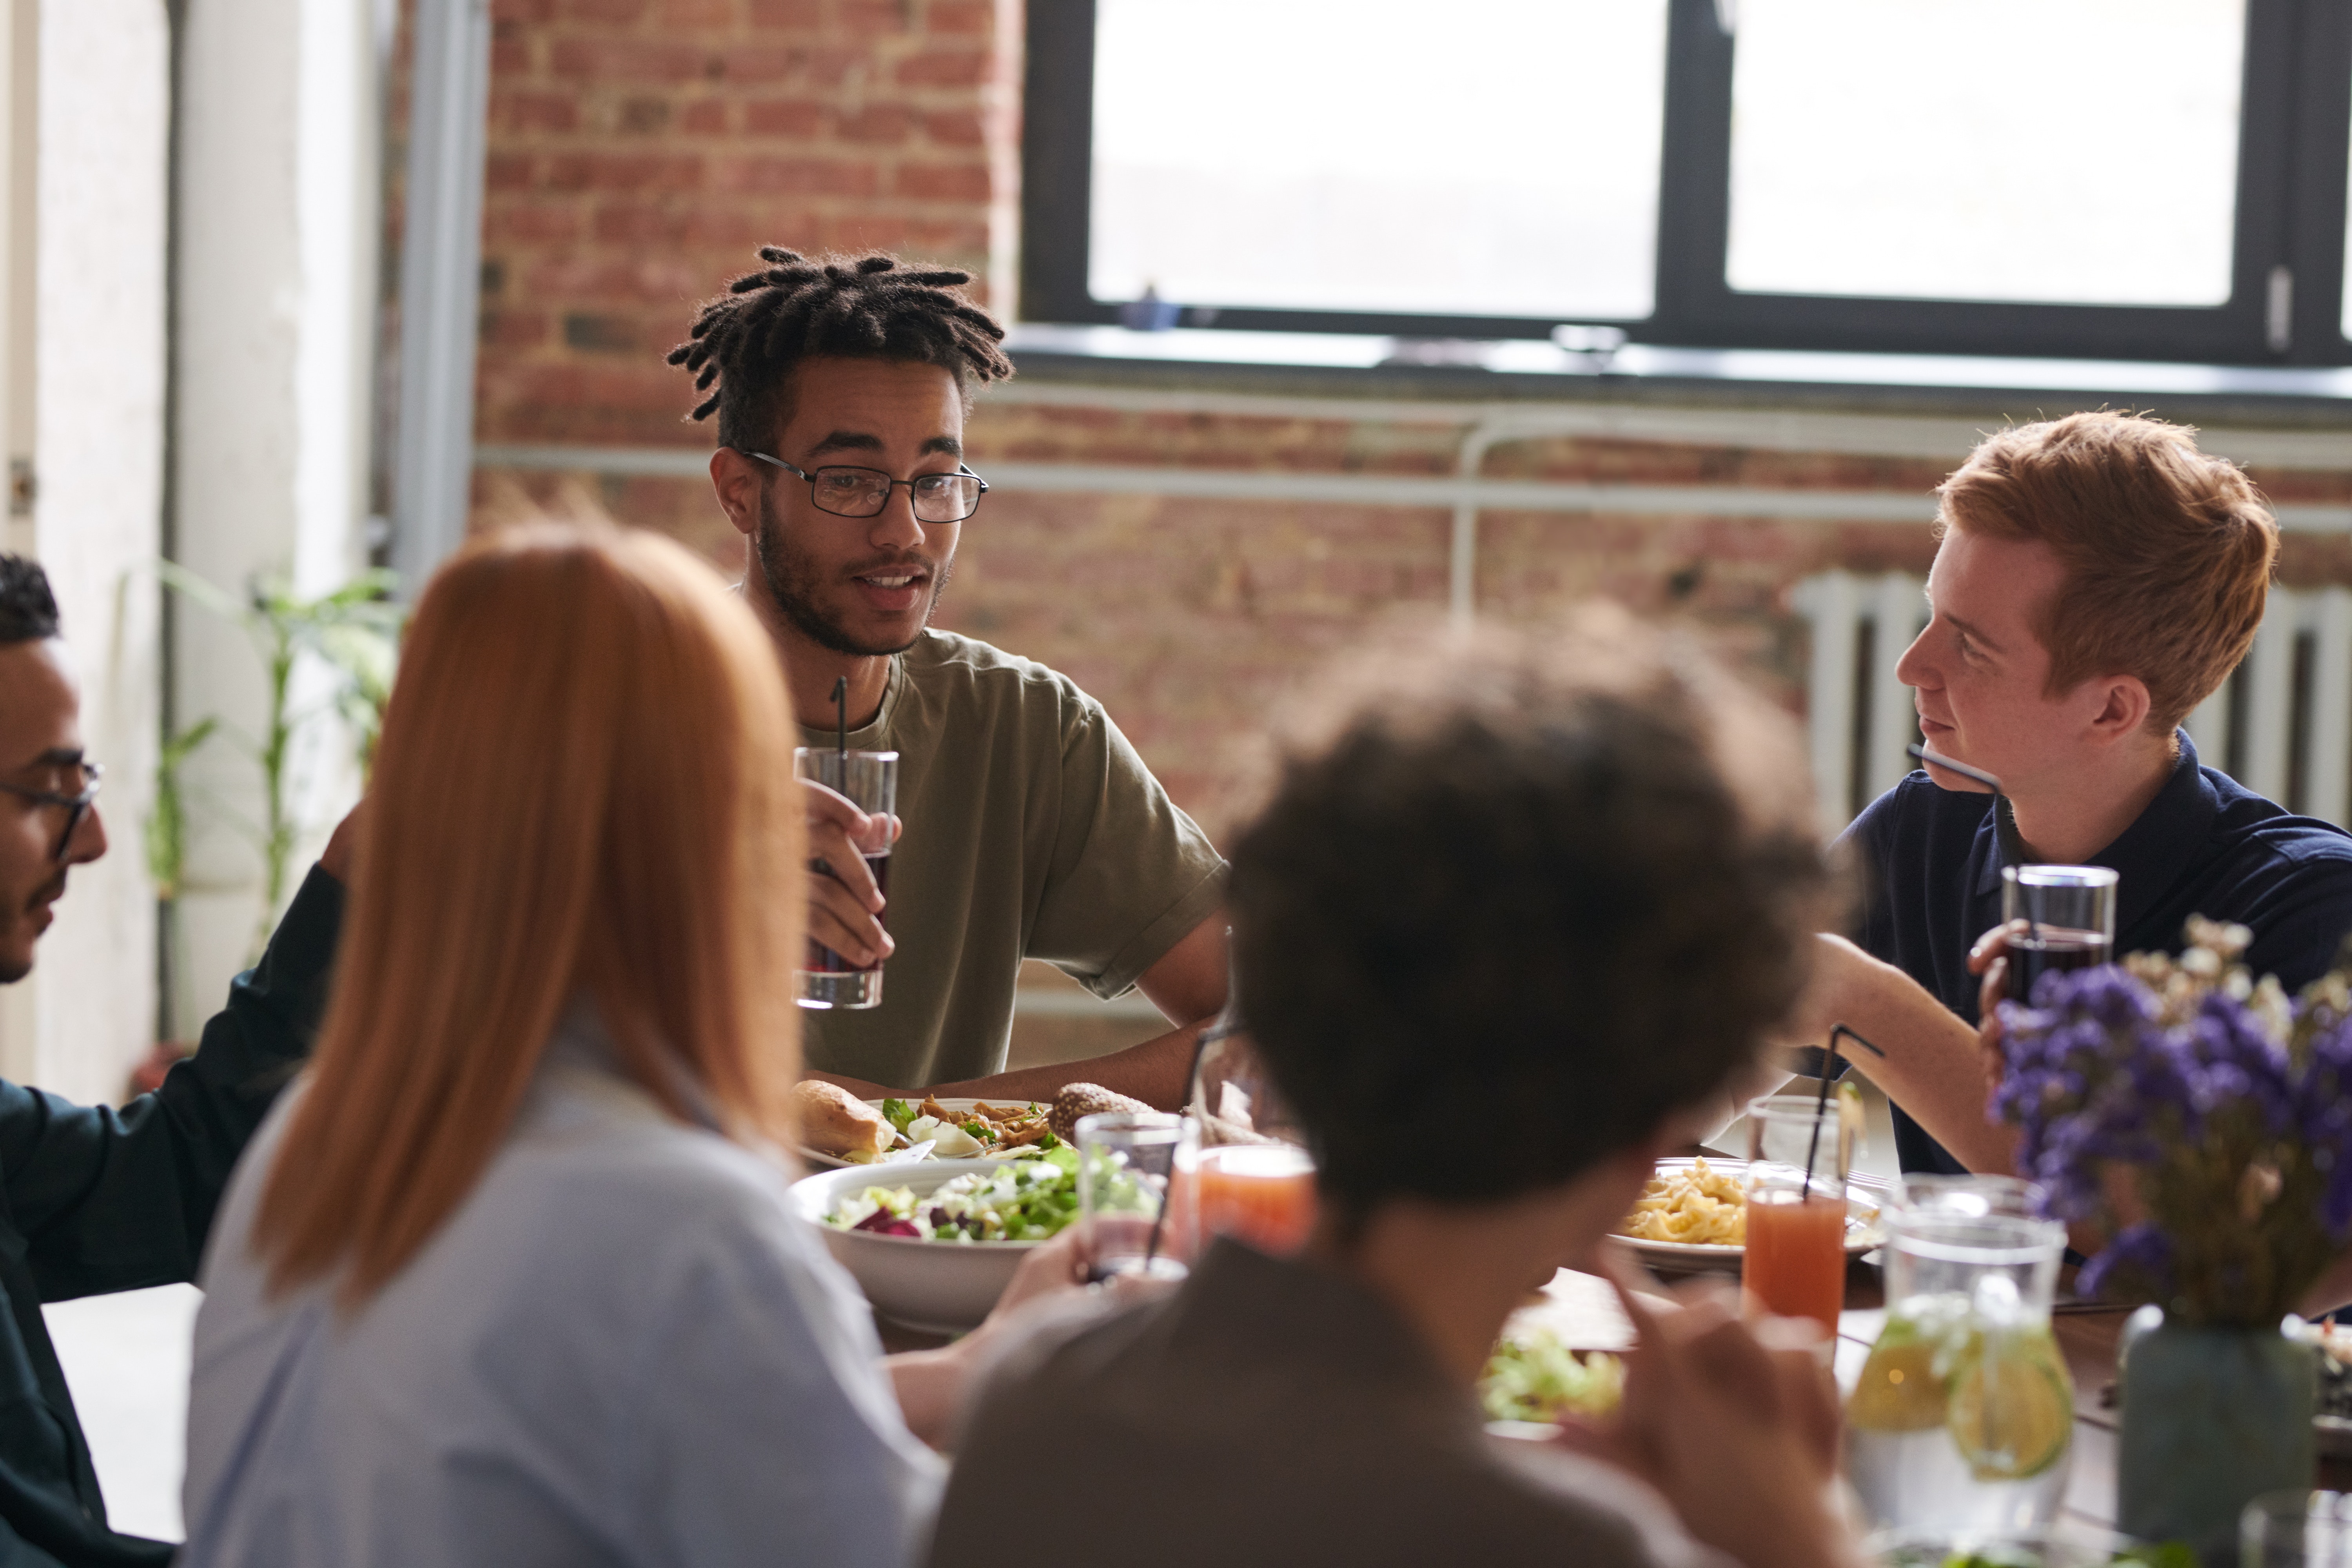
[1022,0,2352,367]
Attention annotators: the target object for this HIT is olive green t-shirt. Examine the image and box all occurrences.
[798,631,1226,1090]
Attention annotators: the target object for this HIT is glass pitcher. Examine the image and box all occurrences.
[1846,1205,2074,1539]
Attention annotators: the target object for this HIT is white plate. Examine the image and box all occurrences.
[799,1097,1049,1170]
[790,1158,1045,1333]
[1615,1157,1889,1274]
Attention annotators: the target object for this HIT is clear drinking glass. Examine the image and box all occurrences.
[2000,864,2118,1008]
[2245,1491,2352,1568]
[1075,1111,1191,1284]
[794,748,897,1010]
[1896,1174,2048,1222]
[1185,1024,1317,1259]
[1846,1207,2074,1538]
[1742,1093,1856,1337]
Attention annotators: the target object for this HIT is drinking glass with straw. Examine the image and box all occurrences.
[794,676,899,1010]
[1742,1024,1871,1338]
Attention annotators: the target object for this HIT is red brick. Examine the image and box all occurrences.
[494,0,559,23]
[747,0,825,27]
[550,38,714,82]
[744,98,826,136]
[836,105,915,143]
[479,309,552,349]
[483,201,584,243]
[922,108,984,146]
[678,99,730,134]
[545,150,706,192]
[554,0,646,20]
[893,45,987,86]
[718,154,879,196]
[928,0,994,34]
[495,89,581,133]
[839,0,914,35]
[891,160,990,200]
[485,151,536,191]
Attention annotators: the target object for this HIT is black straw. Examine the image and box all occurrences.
[1909,741,2027,887]
[1804,1024,1879,1192]
[832,676,848,763]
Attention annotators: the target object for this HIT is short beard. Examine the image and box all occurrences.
[750,483,952,658]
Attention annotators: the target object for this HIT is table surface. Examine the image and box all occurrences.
[1833,1257,2351,1539]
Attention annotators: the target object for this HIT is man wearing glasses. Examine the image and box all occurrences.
[676,250,1227,1107]
[0,554,351,1564]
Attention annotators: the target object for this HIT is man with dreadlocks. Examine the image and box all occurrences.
[0,554,352,1563]
[673,250,1228,1105]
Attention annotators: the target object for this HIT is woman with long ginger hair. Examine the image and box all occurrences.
[180,523,1070,1568]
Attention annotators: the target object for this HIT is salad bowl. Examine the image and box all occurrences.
[790,1158,1046,1333]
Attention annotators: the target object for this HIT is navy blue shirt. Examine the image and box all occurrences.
[1844,732,2352,1174]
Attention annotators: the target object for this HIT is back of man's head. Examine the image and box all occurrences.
[0,555,57,644]
[1225,606,1833,1225]
[1936,412,2275,733]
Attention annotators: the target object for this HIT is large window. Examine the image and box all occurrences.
[1023,0,2352,365]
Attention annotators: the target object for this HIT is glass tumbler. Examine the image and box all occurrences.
[2246,1491,2352,1568]
[2000,864,2118,1007]
[795,748,897,1010]
[1185,1024,1317,1260]
[1742,1092,1856,1338]
[1075,1111,1191,1284]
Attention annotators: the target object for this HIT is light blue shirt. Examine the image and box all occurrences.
[180,1011,941,1567]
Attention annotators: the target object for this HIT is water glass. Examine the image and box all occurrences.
[1896,1174,2048,1221]
[2246,1492,2352,1568]
[1742,1093,1855,1337]
[794,748,897,1010]
[1075,1112,1191,1283]
[2001,864,2118,1007]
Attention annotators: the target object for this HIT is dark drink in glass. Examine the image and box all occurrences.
[2007,926,2112,1005]
[794,748,897,1010]
[2000,866,2118,1012]
[807,853,890,973]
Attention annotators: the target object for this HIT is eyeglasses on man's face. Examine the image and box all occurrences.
[0,758,102,863]
[746,452,989,524]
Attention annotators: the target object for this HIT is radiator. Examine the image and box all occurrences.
[1791,571,2352,830]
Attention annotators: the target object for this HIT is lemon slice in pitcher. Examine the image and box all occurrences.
[1847,1336,1947,1431]
[1944,1329,2073,1481]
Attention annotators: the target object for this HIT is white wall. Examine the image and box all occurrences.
[0,0,171,1104]
[171,0,378,1035]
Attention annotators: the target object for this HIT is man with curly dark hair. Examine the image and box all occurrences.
[931,608,1862,1568]
[672,250,1226,1105]
[0,554,352,1564]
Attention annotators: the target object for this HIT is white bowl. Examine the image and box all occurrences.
[790,1158,1040,1333]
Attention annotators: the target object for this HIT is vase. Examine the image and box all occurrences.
[2118,1311,2317,1557]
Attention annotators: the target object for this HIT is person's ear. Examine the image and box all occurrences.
[2085,673,2152,746]
[710,448,764,539]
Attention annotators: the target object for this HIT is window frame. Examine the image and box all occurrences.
[1021,0,2352,367]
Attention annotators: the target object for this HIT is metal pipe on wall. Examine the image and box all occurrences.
[390,0,492,593]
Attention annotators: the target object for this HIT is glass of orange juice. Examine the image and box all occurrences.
[1184,1025,1318,1258]
[1740,1093,1855,1338]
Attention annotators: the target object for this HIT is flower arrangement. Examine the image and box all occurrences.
[1994,917,2352,1327]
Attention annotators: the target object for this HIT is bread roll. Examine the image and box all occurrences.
[1047,1082,1154,1143]
[792,1080,892,1161]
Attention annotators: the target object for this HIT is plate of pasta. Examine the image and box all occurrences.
[1613,1156,1889,1272]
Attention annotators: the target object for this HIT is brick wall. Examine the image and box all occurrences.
[463,0,2352,856]
[472,0,1018,453]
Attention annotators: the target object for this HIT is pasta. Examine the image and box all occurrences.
[1617,1157,1748,1246]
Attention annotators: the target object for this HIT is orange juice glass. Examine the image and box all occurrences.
[1740,1091,1857,1338]
[1742,1182,1848,1336]
[1195,1143,1316,1256]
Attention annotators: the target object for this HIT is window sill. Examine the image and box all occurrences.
[1004,324,2352,426]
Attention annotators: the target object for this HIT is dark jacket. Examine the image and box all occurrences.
[0,866,341,1565]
